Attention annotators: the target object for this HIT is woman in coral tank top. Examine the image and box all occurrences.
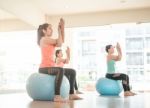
[37,18,82,102]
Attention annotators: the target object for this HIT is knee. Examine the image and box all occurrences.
[58,67,64,75]
[122,74,129,80]
[105,74,109,78]
[125,74,129,79]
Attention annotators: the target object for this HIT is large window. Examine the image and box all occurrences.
[0,30,39,91]
[68,23,150,91]
[1,23,150,92]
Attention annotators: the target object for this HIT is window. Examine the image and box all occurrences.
[0,30,39,91]
[82,40,96,56]
[69,22,150,91]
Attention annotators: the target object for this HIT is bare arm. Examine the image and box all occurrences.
[41,34,62,47]
[55,18,65,46]
[65,47,70,64]
[55,19,65,47]
[60,18,65,43]
[107,43,122,61]
[41,18,65,47]
[116,42,122,61]
[111,42,122,61]
[41,19,64,46]
[40,37,57,46]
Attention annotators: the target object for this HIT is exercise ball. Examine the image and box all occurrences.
[96,77,123,95]
[26,73,70,101]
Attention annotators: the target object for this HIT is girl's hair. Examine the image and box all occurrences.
[105,45,112,53]
[55,49,62,57]
[37,23,49,45]
[55,49,62,63]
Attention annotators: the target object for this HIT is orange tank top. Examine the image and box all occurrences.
[40,45,55,68]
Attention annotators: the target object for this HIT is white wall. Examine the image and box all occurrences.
[0,19,35,32]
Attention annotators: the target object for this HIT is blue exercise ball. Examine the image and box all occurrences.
[96,77,123,95]
[26,73,70,101]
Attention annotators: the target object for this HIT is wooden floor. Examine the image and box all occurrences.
[0,91,150,108]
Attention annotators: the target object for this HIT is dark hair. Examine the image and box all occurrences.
[55,49,62,57]
[105,45,112,53]
[37,23,49,45]
[55,49,62,63]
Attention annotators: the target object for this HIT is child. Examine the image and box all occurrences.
[55,47,83,94]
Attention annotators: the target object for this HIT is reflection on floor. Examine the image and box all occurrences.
[0,91,150,108]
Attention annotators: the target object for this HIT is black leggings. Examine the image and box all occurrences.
[64,68,79,91]
[39,67,76,95]
[39,67,63,95]
[74,80,78,90]
[63,68,76,94]
[106,73,130,91]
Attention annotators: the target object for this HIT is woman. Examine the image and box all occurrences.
[37,18,81,102]
[105,42,136,96]
[55,48,83,94]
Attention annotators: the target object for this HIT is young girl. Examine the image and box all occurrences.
[55,48,83,94]
[105,42,136,96]
[37,18,81,102]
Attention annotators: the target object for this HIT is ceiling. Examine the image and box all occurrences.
[32,0,150,15]
[0,0,150,27]
[0,9,17,20]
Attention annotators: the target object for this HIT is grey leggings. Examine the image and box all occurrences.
[106,73,130,91]
[39,67,76,95]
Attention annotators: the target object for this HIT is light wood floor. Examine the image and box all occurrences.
[0,91,150,108]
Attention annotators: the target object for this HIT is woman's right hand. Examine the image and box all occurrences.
[116,42,121,49]
[59,18,65,29]
[66,47,70,54]
[58,22,61,34]
[58,18,63,27]
[58,18,64,35]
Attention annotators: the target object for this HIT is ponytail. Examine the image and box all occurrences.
[37,23,49,46]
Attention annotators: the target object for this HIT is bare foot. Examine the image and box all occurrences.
[124,91,135,96]
[53,95,69,102]
[130,91,137,95]
[69,94,83,100]
[76,90,83,94]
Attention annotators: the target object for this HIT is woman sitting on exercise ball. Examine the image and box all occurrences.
[105,42,136,96]
[37,18,82,102]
